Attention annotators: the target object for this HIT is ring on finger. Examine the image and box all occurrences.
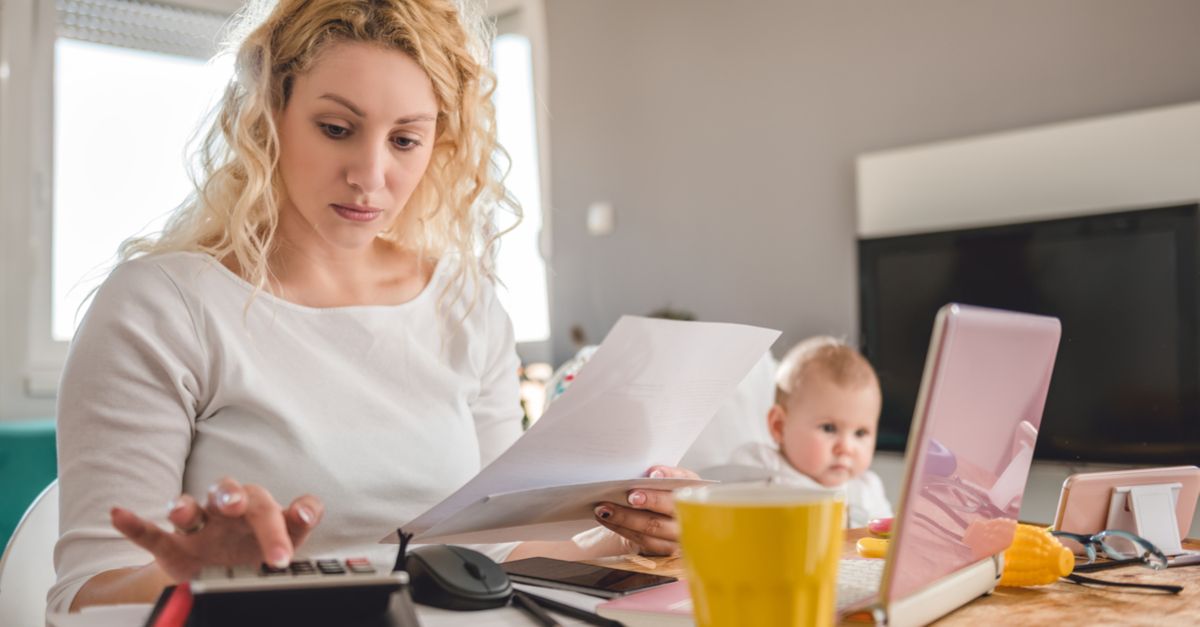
[175,510,208,535]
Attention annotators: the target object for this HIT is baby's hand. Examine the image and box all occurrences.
[867,517,894,538]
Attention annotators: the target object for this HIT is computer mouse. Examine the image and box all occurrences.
[404,544,513,611]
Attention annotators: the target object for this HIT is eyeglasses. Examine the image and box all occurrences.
[1050,529,1169,572]
[1050,529,1182,594]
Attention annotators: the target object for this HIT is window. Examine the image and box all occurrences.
[52,40,232,341]
[50,0,232,342]
[492,10,551,348]
[10,0,233,398]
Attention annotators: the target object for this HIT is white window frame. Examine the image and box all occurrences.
[2,0,62,414]
[1,0,239,412]
[26,0,65,398]
[487,0,554,365]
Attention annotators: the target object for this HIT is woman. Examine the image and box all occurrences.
[51,0,691,612]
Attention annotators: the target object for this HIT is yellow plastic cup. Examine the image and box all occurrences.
[674,484,845,627]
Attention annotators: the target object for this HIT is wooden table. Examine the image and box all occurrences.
[584,530,1200,625]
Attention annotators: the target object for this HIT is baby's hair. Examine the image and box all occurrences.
[775,336,879,406]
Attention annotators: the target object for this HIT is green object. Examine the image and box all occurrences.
[0,419,57,551]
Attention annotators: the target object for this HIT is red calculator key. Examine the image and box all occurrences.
[345,558,375,574]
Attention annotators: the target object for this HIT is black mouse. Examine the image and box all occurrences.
[404,544,513,610]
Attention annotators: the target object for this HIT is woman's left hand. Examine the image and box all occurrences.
[592,465,699,556]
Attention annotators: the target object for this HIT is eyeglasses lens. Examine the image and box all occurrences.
[1097,532,1169,570]
[1099,534,1140,560]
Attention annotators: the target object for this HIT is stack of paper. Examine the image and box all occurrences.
[383,315,780,544]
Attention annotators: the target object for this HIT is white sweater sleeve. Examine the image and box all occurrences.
[860,470,894,520]
[460,290,523,562]
[469,290,523,468]
[49,259,207,612]
[727,441,782,470]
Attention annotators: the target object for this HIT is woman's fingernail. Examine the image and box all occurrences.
[217,489,242,508]
[167,498,185,516]
[628,491,646,507]
[595,506,613,520]
[649,469,665,479]
[268,548,291,569]
[297,506,315,525]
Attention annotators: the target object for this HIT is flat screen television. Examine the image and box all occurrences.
[859,203,1200,464]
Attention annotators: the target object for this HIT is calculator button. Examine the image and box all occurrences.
[345,558,376,574]
[316,560,346,574]
[261,563,289,576]
[289,560,317,575]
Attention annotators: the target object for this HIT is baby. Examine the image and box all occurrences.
[729,336,892,527]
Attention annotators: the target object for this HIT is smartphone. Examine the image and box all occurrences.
[1053,466,1200,540]
[1053,465,1200,565]
[501,557,677,598]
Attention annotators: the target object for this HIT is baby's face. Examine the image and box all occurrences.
[769,376,882,488]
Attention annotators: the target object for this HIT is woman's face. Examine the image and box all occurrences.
[275,41,439,253]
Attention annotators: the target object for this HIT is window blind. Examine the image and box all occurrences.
[57,0,230,60]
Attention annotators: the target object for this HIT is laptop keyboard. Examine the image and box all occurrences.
[836,558,884,612]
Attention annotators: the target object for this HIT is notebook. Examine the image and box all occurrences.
[595,580,693,626]
[835,303,1062,626]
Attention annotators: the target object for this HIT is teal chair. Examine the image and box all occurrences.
[0,419,57,549]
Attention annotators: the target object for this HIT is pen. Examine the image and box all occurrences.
[512,590,562,627]
[517,589,624,627]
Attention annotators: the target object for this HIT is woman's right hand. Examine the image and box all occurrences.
[110,476,323,582]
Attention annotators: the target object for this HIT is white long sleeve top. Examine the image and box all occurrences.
[50,251,523,611]
[728,442,894,528]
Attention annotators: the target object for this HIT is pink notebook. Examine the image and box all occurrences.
[595,580,693,626]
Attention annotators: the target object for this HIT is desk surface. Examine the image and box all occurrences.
[583,529,1200,625]
[51,531,1200,626]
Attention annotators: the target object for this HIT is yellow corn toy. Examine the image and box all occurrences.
[998,523,1074,587]
[856,536,889,559]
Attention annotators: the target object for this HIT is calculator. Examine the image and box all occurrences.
[189,557,415,626]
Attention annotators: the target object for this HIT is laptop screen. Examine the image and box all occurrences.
[883,304,1061,601]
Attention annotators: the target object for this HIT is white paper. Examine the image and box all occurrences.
[415,477,711,543]
[383,316,780,544]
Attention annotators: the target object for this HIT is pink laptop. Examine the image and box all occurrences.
[837,304,1062,626]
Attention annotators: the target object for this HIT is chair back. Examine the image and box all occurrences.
[0,480,59,626]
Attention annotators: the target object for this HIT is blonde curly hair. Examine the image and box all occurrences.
[121,0,516,311]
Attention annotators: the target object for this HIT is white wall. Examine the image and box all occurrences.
[857,102,1200,237]
[544,0,1200,366]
